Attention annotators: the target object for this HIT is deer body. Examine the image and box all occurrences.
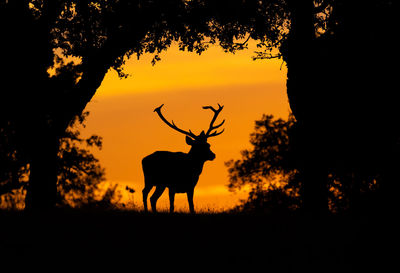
[142,150,209,213]
[142,104,224,213]
[143,151,205,193]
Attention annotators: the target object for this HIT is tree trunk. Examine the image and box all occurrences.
[284,0,329,214]
[23,54,110,211]
[25,130,59,210]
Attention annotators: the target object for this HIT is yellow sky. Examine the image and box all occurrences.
[82,41,289,212]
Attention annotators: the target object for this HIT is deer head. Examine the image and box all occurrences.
[153,104,225,161]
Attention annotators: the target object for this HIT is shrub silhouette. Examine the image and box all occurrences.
[227,114,386,213]
[0,112,115,209]
[226,114,300,213]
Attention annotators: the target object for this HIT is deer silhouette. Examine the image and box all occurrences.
[142,104,225,213]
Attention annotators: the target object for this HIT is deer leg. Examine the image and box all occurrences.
[187,190,195,214]
[169,188,175,213]
[150,186,165,213]
[142,185,152,212]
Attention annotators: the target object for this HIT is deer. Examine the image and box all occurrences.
[142,103,225,213]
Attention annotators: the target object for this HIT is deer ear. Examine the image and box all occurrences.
[185,136,195,145]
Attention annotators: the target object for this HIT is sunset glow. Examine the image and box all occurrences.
[82,41,289,211]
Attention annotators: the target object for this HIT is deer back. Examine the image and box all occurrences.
[142,151,205,192]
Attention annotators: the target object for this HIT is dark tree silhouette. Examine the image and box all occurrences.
[0,121,29,198]
[279,0,399,213]
[227,113,390,213]
[226,114,300,213]
[210,0,399,213]
[226,115,297,192]
[0,0,229,210]
[56,112,107,208]
[0,111,107,209]
[1,0,397,212]
[0,0,296,210]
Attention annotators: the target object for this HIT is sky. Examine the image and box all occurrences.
[81,41,290,212]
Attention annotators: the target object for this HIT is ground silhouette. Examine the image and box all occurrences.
[0,209,390,272]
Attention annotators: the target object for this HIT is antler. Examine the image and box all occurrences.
[154,104,198,139]
[203,104,225,138]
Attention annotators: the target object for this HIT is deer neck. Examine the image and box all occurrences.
[187,152,206,174]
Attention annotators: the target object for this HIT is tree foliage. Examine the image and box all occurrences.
[226,115,300,213]
[56,112,107,208]
[227,113,388,213]
[227,115,296,191]
[1,0,291,209]
[0,112,109,209]
[1,0,397,211]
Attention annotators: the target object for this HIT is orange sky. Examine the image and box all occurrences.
[81,41,289,212]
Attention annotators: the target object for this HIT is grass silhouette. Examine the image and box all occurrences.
[0,208,389,272]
